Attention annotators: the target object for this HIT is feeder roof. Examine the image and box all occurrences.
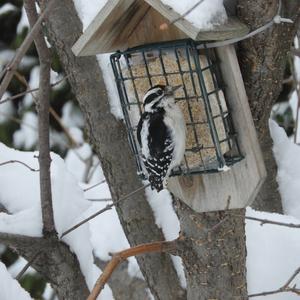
[72,0,249,56]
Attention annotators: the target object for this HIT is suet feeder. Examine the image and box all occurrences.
[72,0,266,212]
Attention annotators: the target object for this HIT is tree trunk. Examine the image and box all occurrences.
[237,0,300,212]
[41,1,185,299]
[174,200,247,300]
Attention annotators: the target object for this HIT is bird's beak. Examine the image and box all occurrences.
[165,85,182,95]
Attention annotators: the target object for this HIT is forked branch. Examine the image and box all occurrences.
[87,240,178,300]
[249,267,300,297]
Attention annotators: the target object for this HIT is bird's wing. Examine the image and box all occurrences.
[137,112,147,147]
[143,113,174,191]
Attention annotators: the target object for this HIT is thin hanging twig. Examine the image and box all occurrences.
[0,160,39,172]
[232,214,300,228]
[83,179,106,192]
[0,75,70,105]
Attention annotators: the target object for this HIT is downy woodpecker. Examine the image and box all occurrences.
[137,85,186,192]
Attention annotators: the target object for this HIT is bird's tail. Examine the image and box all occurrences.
[149,174,164,192]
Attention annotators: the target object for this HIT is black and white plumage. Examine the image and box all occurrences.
[137,85,186,192]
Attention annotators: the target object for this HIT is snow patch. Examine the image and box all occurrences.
[0,261,32,300]
[73,0,107,30]
[97,54,124,119]
[160,0,227,30]
[145,187,186,288]
[13,112,38,150]
[246,207,300,299]
[269,120,300,218]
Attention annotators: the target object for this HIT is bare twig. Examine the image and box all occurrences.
[87,198,112,202]
[88,240,178,300]
[93,255,150,300]
[244,215,300,228]
[249,267,300,297]
[61,183,151,238]
[83,179,106,192]
[15,252,41,280]
[0,160,39,172]
[0,75,69,105]
[86,161,101,183]
[24,0,56,236]
[0,0,55,100]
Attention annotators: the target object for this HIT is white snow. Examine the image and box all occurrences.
[61,101,84,129]
[74,0,227,31]
[0,92,14,124]
[0,142,114,299]
[97,54,124,119]
[13,111,38,150]
[73,0,107,30]
[145,187,186,288]
[246,207,300,299]
[17,6,29,33]
[0,261,32,300]
[160,0,227,29]
[0,50,36,74]
[269,120,300,218]
[8,257,35,278]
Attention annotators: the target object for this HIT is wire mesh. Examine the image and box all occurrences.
[110,39,243,178]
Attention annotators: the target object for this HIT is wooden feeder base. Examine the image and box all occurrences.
[168,45,266,213]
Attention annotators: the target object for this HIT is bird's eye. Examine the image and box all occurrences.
[157,90,163,96]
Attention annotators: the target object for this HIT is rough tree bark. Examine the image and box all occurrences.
[237,0,300,213]
[173,201,247,299]
[40,0,185,299]
[0,232,89,299]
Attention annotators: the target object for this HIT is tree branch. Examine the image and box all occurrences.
[94,256,150,300]
[232,214,300,228]
[0,0,55,100]
[15,251,41,280]
[0,232,43,249]
[0,160,39,172]
[249,267,300,297]
[0,75,69,105]
[61,183,150,238]
[24,1,56,236]
[88,240,178,300]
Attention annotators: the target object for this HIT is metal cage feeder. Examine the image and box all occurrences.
[110,39,243,179]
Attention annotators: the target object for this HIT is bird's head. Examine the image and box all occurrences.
[142,84,181,113]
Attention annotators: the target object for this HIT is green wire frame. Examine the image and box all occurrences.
[110,39,243,179]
